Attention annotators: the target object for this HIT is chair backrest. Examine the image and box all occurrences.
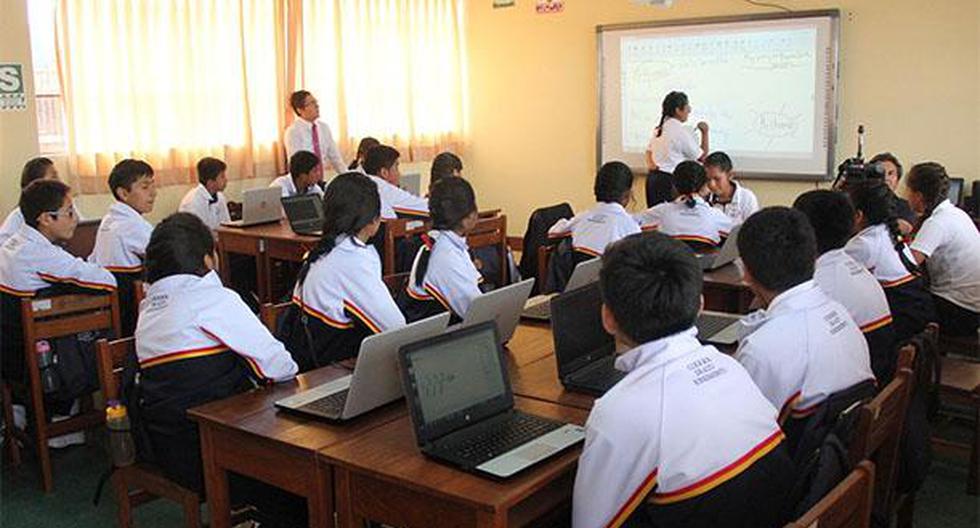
[383,272,410,298]
[20,293,122,345]
[133,280,147,307]
[518,203,574,287]
[467,214,509,286]
[786,461,875,528]
[382,217,431,276]
[95,337,135,402]
[259,301,292,333]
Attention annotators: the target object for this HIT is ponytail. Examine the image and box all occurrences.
[655,91,689,138]
[906,162,949,233]
[847,181,918,274]
[672,160,707,209]
[413,234,436,288]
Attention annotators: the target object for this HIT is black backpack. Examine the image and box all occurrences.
[518,203,573,294]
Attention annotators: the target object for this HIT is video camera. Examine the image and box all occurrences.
[832,125,886,190]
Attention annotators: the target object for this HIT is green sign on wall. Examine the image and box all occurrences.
[0,63,27,111]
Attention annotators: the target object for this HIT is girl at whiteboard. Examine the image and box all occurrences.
[644,91,709,207]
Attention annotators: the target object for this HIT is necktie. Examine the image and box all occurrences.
[311,123,323,163]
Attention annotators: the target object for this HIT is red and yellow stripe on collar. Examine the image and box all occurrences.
[423,283,451,311]
[0,283,35,297]
[604,468,659,528]
[672,235,717,246]
[140,344,228,369]
[650,429,784,505]
[292,296,354,330]
[343,300,382,334]
[105,264,144,274]
[860,314,893,333]
[778,391,802,424]
[37,272,116,292]
[406,285,434,302]
[392,206,428,217]
[790,399,823,419]
[880,274,916,289]
[573,246,601,258]
[640,224,659,232]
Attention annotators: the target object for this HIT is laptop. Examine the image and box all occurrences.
[551,283,624,395]
[400,173,422,196]
[696,310,741,345]
[521,258,601,321]
[274,313,450,421]
[948,177,964,207]
[398,322,585,479]
[694,223,742,271]
[221,187,282,227]
[458,278,535,345]
[282,194,324,236]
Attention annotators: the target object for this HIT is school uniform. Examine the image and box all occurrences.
[910,199,980,336]
[645,117,703,207]
[402,230,482,322]
[177,184,231,231]
[284,117,346,174]
[547,202,641,258]
[89,202,154,336]
[0,224,117,382]
[367,175,429,219]
[269,174,324,198]
[709,181,760,224]
[0,203,84,246]
[635,195,734,248]
[572,328,793,528]
[283,235,405,370]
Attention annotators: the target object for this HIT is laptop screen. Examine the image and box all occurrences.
[551,283,615,377]
[283,195,320,222]
[948,178,963,206]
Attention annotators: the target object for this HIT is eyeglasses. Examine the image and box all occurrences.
[47,207,76,220]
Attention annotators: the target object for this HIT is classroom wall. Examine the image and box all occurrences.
[462,0,980,232]
[0,0,40,217]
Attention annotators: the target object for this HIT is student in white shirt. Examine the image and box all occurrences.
[794,190,898,383]
[281,173,406,370]
[401,177,482,322]
[572,232,793,528]
[734,208,874,447]
[635,161,733,249]
[705,151,760,224]
[347,136,380,173]
[0,157,79,245]
[283,90,346,174]
[362,145,429,219]
[269,151,324,198]
[178,157,231,232]
[644,91,708,207]
[428,151,464,193]
[906,162,980,337]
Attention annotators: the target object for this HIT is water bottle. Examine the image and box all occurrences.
[106,401,136,467]
[36,340,59,394]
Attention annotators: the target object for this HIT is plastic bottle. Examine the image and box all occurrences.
[106,401,136,467]
[36,340,59,394]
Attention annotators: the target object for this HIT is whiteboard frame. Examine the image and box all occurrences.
[596,9,841,182]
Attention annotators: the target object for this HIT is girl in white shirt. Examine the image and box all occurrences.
[635,161,733,250]
[704,151,760,224]
[644,91,708,207]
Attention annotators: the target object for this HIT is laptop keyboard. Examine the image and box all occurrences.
[449,413,561,464]
[299,389,349,418]
[697,313,739,337]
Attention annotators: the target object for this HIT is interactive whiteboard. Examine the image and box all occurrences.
[598,11,839,180]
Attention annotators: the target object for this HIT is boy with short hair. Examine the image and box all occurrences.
[270,151,323,198]
[178,157,231,231]
[0,157,73,245]
[363,145,429,219]
[573,232,793,528]
[704,151,759,224]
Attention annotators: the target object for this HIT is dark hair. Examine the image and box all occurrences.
[197,157,227,185]
[289,151,321,181]
[20,180,71,229]
[793,190,854,254]
[363,145,400,176]
[868,152,903,181]
[599,232,702,344]
[594,161,634,204]
[20,157,55,189]
[430,152,463,186]
[737,207,816,292]
[289,90,312,116]
[108,159,154,200]
[673,161,708,208]
[655,91,689,138]
[703,151,733,173]
[348,137,381,170]
[144,213,215,283]
[296,173,381,286]
[414,177,478,287]
[846,180,917,274]
[905,162,950,231]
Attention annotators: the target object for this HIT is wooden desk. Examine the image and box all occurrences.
[188,366,405,528]
[322,397,589,528]
[215,221,318,302]
[505,323,555,368]
[510,355,596,411]
[702,260,755,314]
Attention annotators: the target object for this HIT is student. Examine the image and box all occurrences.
[0,157,77,245]
[644,91,708,207]
[401,177,482,322]
[0,180,117,384]
[868,152,916,232]
[429,151,463,190]
[348,136,380,172]
[734,208,874,437]
[362,145,429,219]
[844,180,934,342]
[178,157,231,231]
[572,232,793,528]
[281,173,406,370]
[136,213,301,522]
[794,190,897,382]
[548,161,640,258]
[907,162,980,337]
[704,151,760,224]
[635,160,733,248]
[269,151,324,198]
[283,90,346,173]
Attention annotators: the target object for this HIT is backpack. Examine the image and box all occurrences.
[518,203,573,294]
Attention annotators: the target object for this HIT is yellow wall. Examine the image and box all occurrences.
[463,0,980,232]
[0,0,40,217]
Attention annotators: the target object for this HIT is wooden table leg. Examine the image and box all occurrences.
[200,424,232,528]
[311,462,335,528]
[256,250,271,303]
[476,510,506,528]
[332,466,365,528]
[217,239,232,287]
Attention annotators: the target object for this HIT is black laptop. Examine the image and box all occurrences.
[550,282,625,395]
[281,194,324,236]
[398,322,585,479]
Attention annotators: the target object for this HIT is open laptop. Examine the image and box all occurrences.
[521,258,601,321]
[282,194,324,236]
[551,283,624,395]
[948,177,964,207]
[695,223,742,271]
[398,322,585,479]
[221,187,282,227]
[458,278,535,345]
[695,310,741,346]
[400,173,422,196]
[274,313,450,421]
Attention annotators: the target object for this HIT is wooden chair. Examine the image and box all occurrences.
[785,461,876,528]
[95,337,201,528]
[467,214,509,287]
[1,293,121,492]
[383,272,410,298]
[133,280,146,306]
[259,301,292,333]
[935,354,980,495]
[382,217,431,276]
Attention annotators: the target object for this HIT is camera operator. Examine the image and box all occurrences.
[869,152,917,235]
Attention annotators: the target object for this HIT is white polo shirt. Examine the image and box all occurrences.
[269,175,324,199]
[283,117,347,174]
[178,184,231,232]
[88,202,154,273]
[647,117,703,174]
[406,230,483,317]
[0,224,117,297]
[814,249,893,333]
[845,224,917,288]
[572,327,784,528]
[635,195,734,246]
[710,181,760,224]
[367,175,429,220]
[547,202,641,257]
[910,200,980,311]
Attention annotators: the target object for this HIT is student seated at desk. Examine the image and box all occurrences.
[734,208,874,444]
[635,160,733,249]
[89,159,157,336]
[178,157,231,231]
[429,151,463,192]
[572,232,793,528]
[705,151,760,224]
[906,162,980,337]
[270,150,324,198]
[0,157,81,245]
[794,190,897,383]
[348,136,380,173]
[281,173,405,371]
[363,145,429,219]
[401,177,482,322]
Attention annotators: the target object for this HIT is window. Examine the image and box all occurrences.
[27,0,66,154]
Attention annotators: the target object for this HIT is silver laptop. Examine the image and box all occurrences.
[221,187,282,227]
[696,310,741,345]
[457,278,535,345]
[274,313,450,421]
[400,173,422,196]
[522,258,601,321]
[695,224,742,271]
